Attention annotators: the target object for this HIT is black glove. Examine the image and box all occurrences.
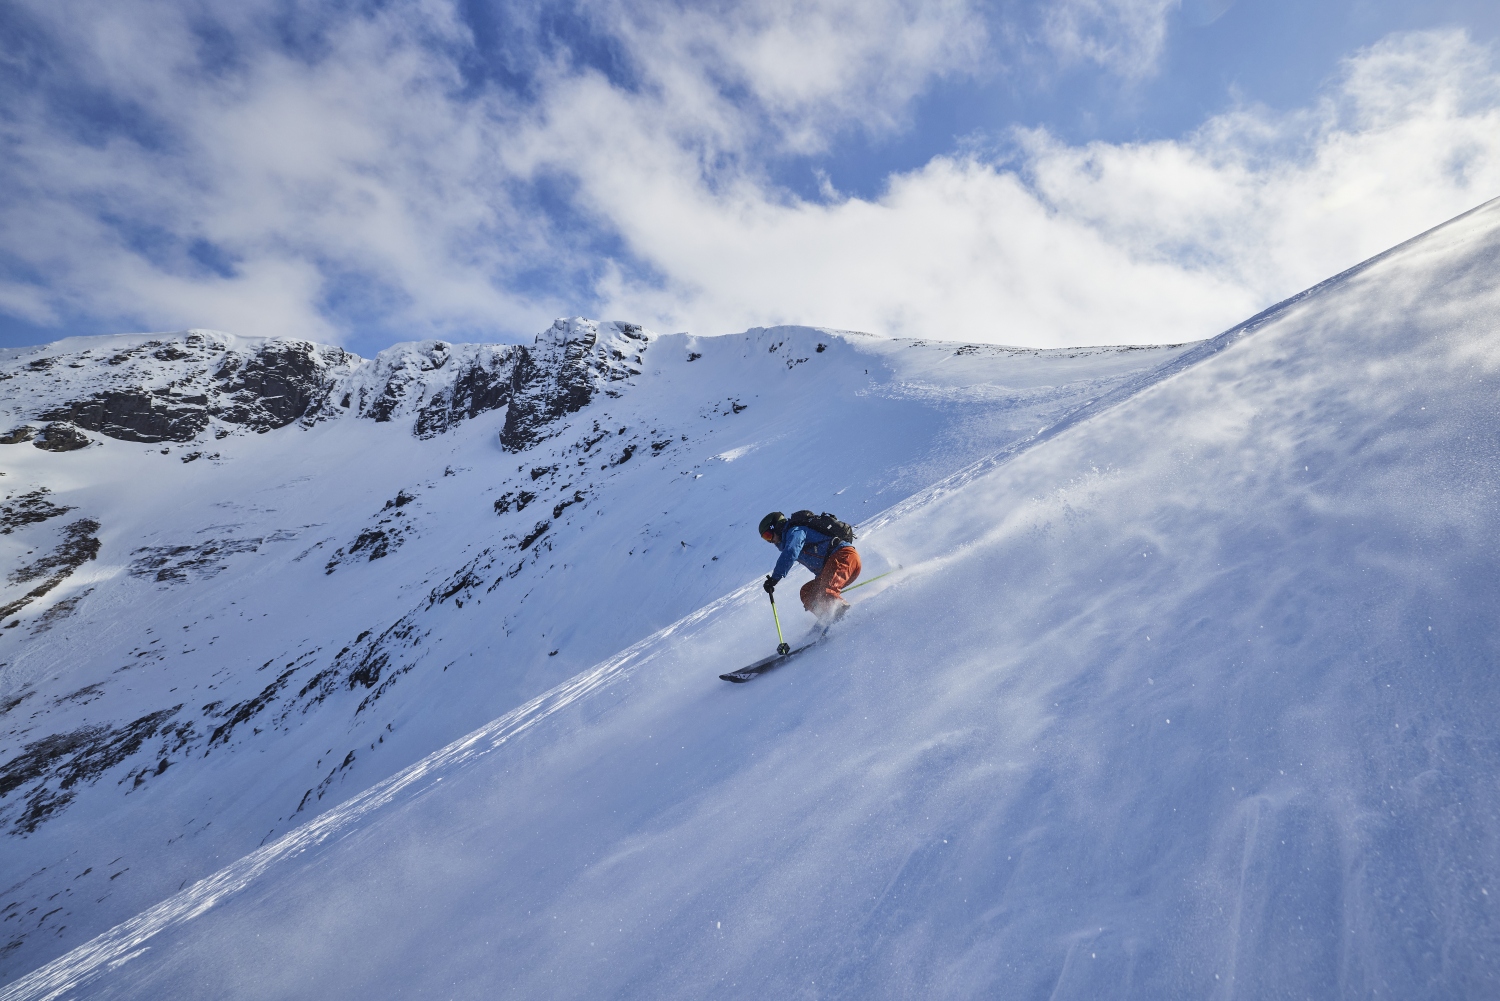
[763,575,777,595]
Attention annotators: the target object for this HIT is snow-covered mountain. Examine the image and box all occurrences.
[0,316,1192,984]
[12,194,1495,1000]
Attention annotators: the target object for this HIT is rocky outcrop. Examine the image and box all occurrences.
[318,341,523,439]
[499,319,649,451]
[412,353,518,438]
[31,422,92,451]
[38,391,200,442]
[308,320,649,446]
[213,340,354,432]
[1,331,357,445]
[0,517,101,620]
[0,320,651,449]
[0,489,72,533]
[0,706,183,834]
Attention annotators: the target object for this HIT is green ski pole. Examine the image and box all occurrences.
[769,591,790,655]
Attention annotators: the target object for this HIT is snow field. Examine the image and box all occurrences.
[10,204,1500,996]
[0,323,1185,981]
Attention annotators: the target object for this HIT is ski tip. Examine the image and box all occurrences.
[719,673,752,683]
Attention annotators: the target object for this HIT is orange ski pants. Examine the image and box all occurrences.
[800,545,861,617]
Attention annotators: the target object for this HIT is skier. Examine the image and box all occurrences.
[758,511,861,623]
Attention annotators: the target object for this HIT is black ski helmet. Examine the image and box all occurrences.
[758,511,786,541]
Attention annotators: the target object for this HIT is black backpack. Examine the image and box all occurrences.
[788,510,856,544]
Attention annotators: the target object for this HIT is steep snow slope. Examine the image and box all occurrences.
[0,321,1189,980]
[9,198,1498,1001]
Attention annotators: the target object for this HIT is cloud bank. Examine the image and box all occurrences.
[0,0,1497,351]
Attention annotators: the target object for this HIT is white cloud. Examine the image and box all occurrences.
[585,0,987,153]
[549,29,1500,346]
[0,0,986,347]
[1,2,1498,354]
[1042,0,1180,79]
[0,0,559,344]
[1016,30,1500,317]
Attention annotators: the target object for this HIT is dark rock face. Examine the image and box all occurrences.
[1,321,650,449]
[317,341,521,439]
[6,333,355,445]
[344,324,641,445]
[492,489,536,514]
[412,354,518,439]
[32,422,93,451]
[213,341,352,432]
[500,320,648,452]
[500,350,577,451]
[38,392,205,443]
[367,342,453,424]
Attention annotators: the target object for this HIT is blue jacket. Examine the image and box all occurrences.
[771,525,848,582]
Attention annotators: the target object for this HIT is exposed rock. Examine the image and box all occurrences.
[32,422,92,451]
[320,340,522,438]
[493,490,536,514]
[213,340,353,432]
[294,614,427,715]
[38,392,204,443]
[206,667,299,749]
[9,520,101,585]
[0,707,182,834]
[552,490,585,519]
[0,690,32,716]
[412,352,518,438]
[347,528,391,560]
[0,489,73,534]
[368,342,452,423]
[500,319,649,451]
[4,332,357,445]
[127,537,262,583]
[0,321,652,449]
[323,491,420,573]
[0,518,101,619]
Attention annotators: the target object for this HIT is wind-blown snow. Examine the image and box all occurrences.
[0,319,1188,983]
[7,199,1498,997]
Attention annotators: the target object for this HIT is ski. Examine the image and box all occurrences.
[722,566,898,683]
[719,634,824,683]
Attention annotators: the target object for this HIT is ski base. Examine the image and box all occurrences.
[719,639,821,683]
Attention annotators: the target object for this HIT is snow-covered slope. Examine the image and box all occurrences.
[0,318,1190,982]
[10,197,1500,1001]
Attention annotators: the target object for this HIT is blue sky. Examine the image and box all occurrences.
[2,0,1499,357]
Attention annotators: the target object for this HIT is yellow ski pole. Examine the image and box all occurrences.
[768,591,790,655]
[843,567,900,593]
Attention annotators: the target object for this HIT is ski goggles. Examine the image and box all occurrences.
[760,529,776,542]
